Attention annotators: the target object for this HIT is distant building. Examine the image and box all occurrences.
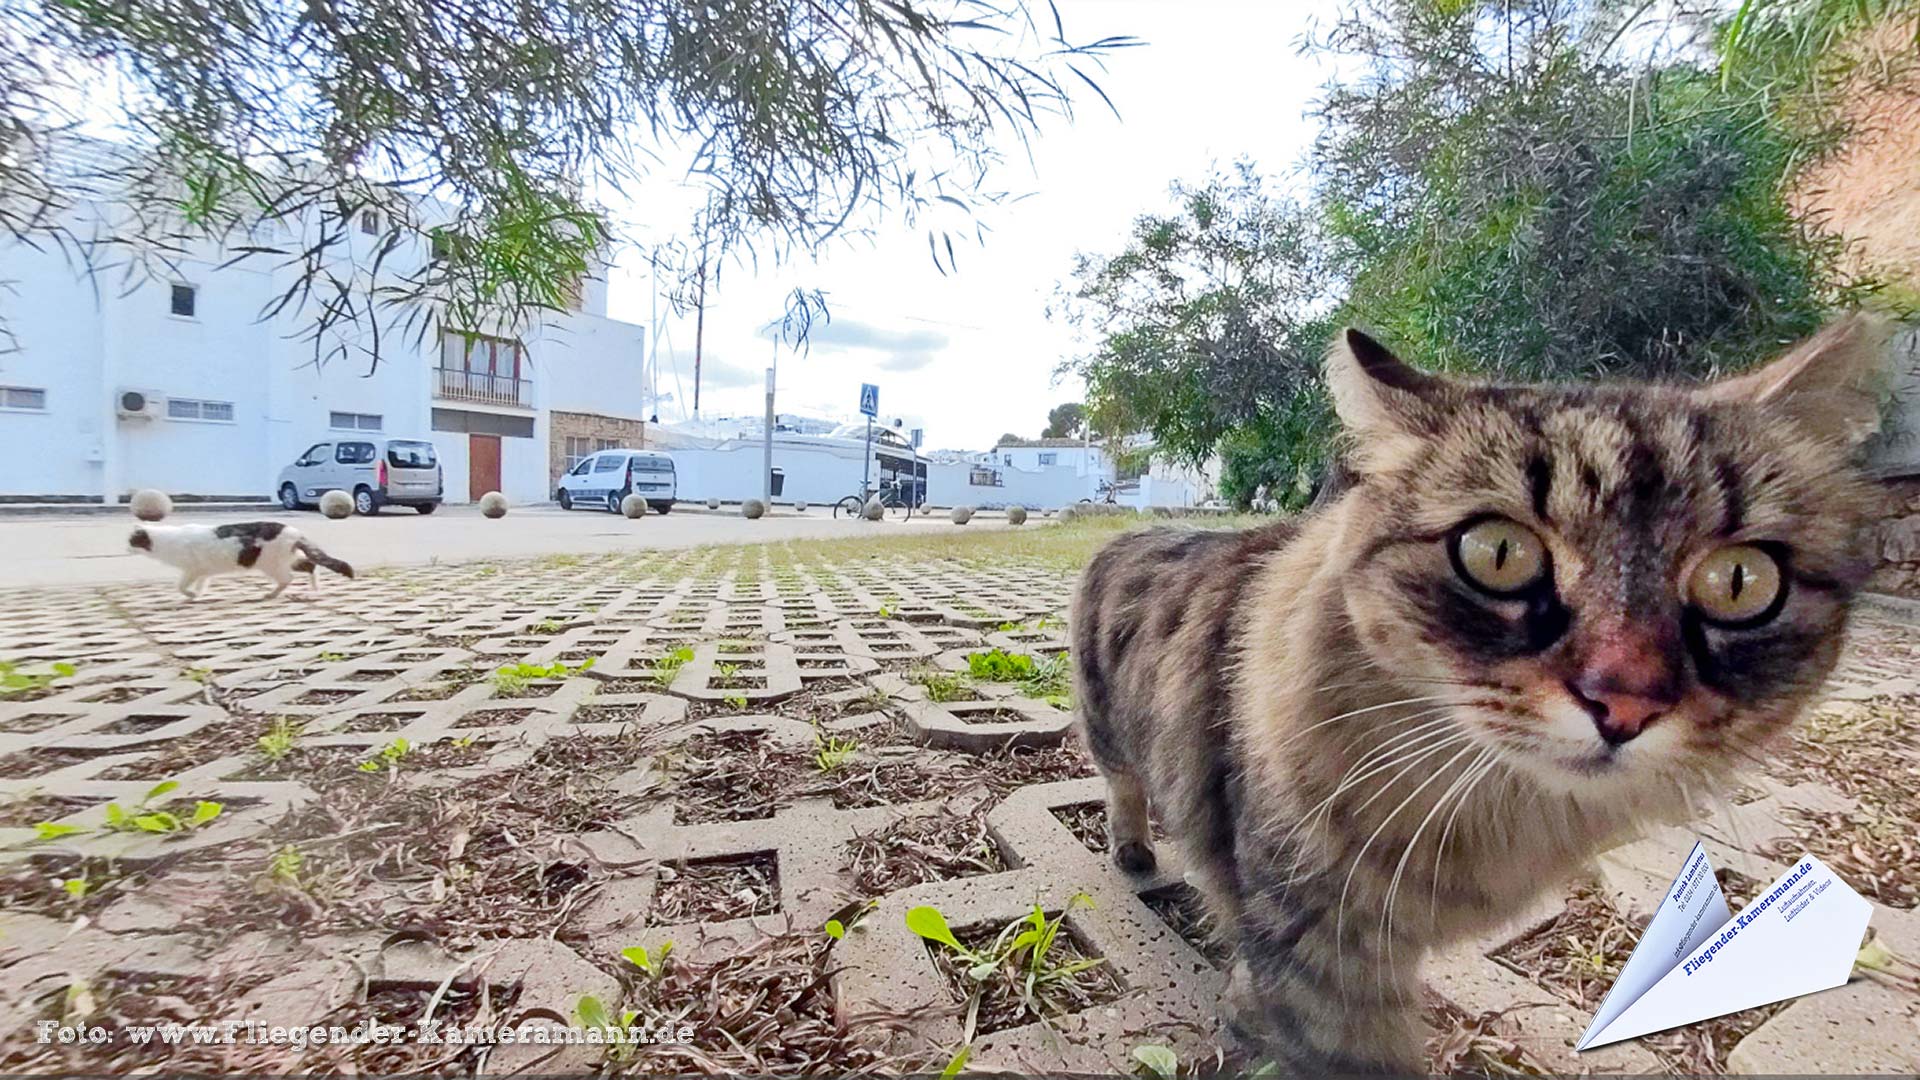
[0,135,647,505]
[987,436,1111,476]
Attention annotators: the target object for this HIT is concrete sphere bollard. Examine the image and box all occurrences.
[949,505,973,525]
[793,500,807,513]
[1057,503,1079,522]
[706,498,721,510]
[319,489,355,519]
[862,497,884,521]
[620,493,647,519]
[1006,505,1027,526]
[129,489,172,522]
[478,491,508,518]
[742,498,766,520]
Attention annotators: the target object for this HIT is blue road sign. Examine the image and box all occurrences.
[859,383,879,417]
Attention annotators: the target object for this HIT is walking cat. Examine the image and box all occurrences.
[129,521,354,599]
[1072,317,1886,1072]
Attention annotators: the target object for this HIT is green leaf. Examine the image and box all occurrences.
[33,822,86,841]
[133,812,182,833]
[142,780,180,805]
[966,960,998,981]
[905,905,967,953]
[189,800,223,826]
[61,877,90,898]
[620,945,654,972]
[51,663,77,677]
[104,804,127,828]
[824,919,845,940]
[1856,936,1896,973]
[939,1045,971,1080]
[1133,1044,1178,1080]
[575,994,611,1031]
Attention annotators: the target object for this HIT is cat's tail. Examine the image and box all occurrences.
[294,540,354,579]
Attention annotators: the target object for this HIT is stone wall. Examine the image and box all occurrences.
[1869,476,1920,598]
[548,410,646,491]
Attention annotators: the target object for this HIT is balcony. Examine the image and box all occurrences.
[433,366,532,409]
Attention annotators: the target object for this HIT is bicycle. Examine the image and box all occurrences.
[833,480,917,520]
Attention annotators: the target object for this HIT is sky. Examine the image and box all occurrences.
[604,1,1346,452]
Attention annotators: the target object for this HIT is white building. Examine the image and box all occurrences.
[0,142,648,506]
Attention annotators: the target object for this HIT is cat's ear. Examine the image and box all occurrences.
[1698,314,1890,445]
[1326,328,1451,450]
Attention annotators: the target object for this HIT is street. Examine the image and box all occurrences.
[1,503,1021,588]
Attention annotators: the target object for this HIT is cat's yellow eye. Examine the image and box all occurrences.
[1688,544,1784,625]
[1452,518,1548,596]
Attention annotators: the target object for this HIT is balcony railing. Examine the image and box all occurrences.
[434,367,532,408]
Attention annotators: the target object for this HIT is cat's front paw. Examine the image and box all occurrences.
[1113,839,1157,874]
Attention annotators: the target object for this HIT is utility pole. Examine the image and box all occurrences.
[691,253,706,419]
[763,333,777,506]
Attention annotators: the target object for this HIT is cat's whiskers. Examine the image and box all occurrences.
[1273,717,1465,885]
[1272,695,1451,754]
[1334,739,1479,992]
[1430,752,1504,915]
[1277,711,1459,839]
[1379,745,1495,995]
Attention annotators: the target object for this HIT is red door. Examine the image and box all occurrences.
[469,434,501,501]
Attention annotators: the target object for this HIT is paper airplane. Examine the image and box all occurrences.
[1577,840,1872,1051]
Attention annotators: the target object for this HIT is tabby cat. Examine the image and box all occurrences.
[1072,318,1886,1073]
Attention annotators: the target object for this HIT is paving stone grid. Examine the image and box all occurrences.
[0,546,1915,1075]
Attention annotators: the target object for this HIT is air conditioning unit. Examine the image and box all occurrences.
[116,388,164,420]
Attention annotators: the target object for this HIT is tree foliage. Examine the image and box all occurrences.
[0,0,1135,362]
[1052,161,1337,504]
[1041,401,1085,438]
[1314,0,1864,382]
[1058,0,1888,509]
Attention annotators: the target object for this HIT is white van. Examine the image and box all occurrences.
[556,448,677,514]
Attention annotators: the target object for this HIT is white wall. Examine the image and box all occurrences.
[668,439,877,505]
[927,460,1097,510]
[990,444,1106,475]
[0,188,645,501]
[0,238,109,496]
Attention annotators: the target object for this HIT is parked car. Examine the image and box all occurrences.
[277,437,443,515]
[556,448,677,513]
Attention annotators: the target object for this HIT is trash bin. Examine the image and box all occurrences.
[769,467,786,497]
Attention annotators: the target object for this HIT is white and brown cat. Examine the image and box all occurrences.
[129,521,354,599]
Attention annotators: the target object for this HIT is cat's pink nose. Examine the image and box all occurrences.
[1568,638,1680,746]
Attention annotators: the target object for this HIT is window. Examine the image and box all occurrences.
[167,397,234,422]
[169,284,196,318]
[568,457,592,477]
[439,330,523,376]
[1037,452,1057,466]
[387,440,436,468]
[1003,454,1013,466]
[564,436,623,472]
[359,210,380,235]
[591,454,626,473]
[0,385,46,411]
[330,411,383,431]
[296,443,330,466]
[335,442,377,465]
[968,467,1004,487]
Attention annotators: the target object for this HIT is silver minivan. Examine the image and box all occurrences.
[277,437,443,515]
